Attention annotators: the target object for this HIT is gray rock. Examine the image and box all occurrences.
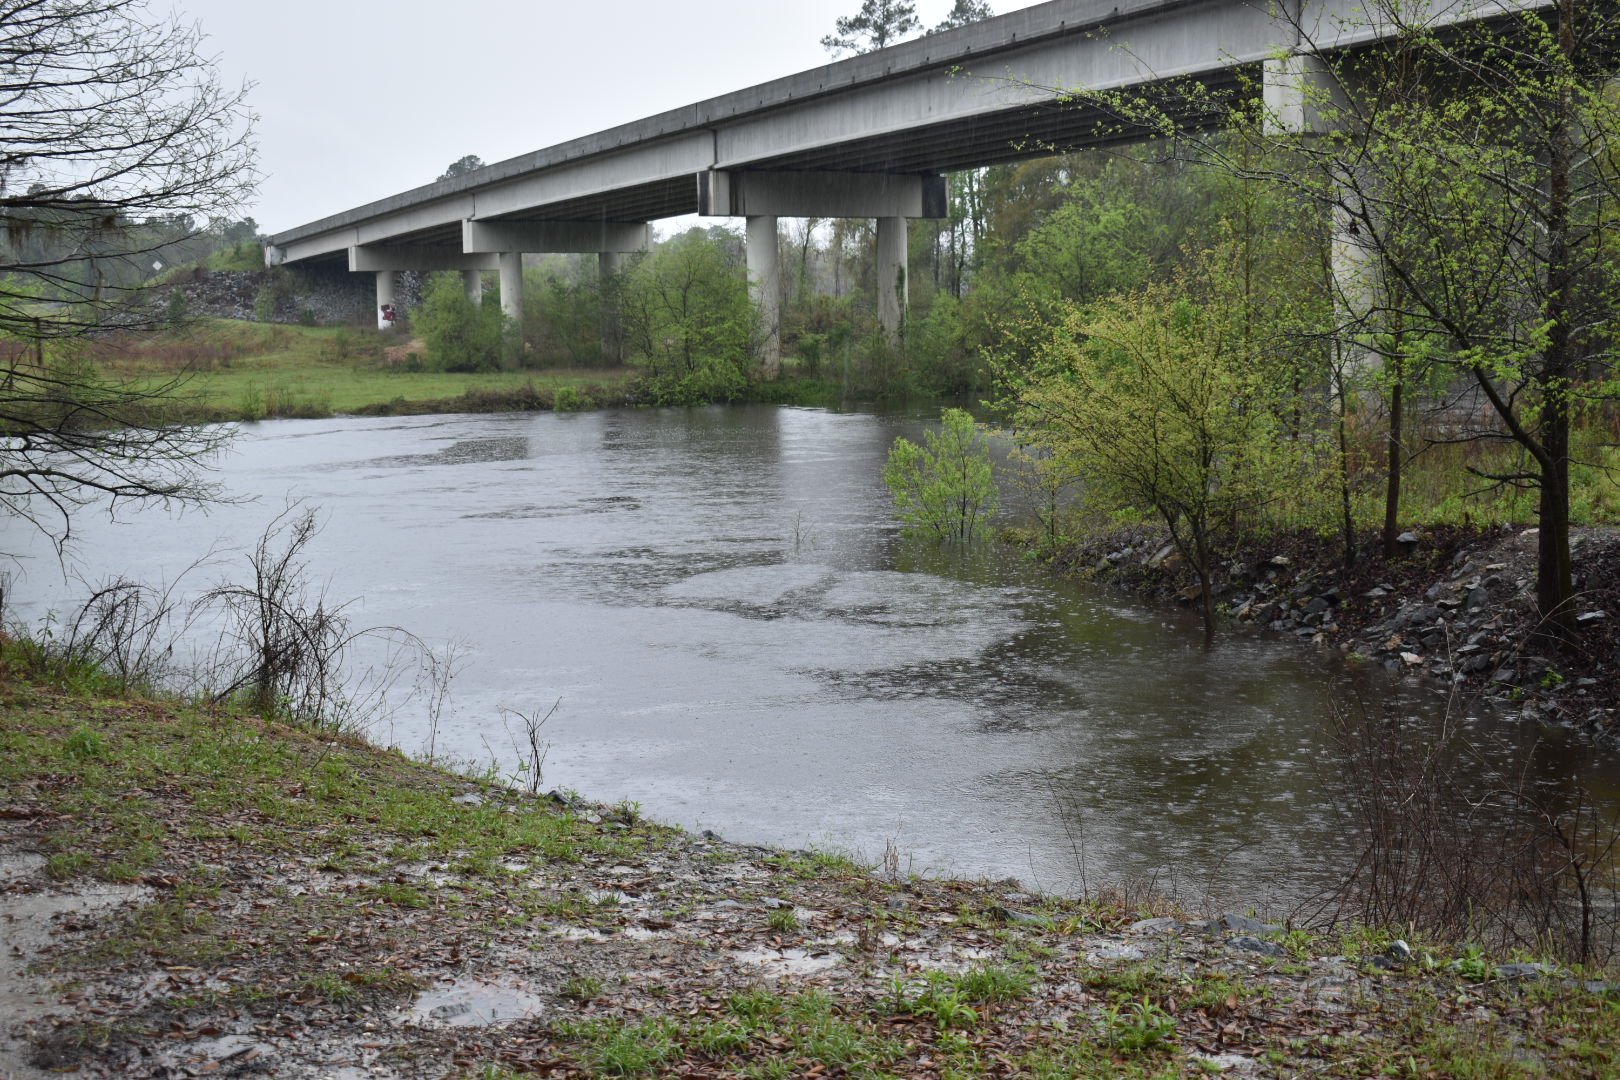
[1465,586,1490,610]
[1364,586,1389,599]
[1397,531,1421,544]
[1305,597,1331,615]
[884,896,907,912]
[1577,611,1608,624]
[452,792,484,807]
[1496,962,1557,980]
[1091,942,1146,962]
[1385,940,1413,964]
[1211,912,1278,936]
[1229,935,1288,958]
[995,906,1051,927]
[1129,916,1183,934]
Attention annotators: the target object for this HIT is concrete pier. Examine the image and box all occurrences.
[497,252,523,325]
[877,217,908,345]
[375,270,396,330]
[746,216,781,376]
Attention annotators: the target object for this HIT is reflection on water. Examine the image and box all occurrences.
[5,405,1617,913]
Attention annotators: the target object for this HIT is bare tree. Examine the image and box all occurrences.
[0,1,256,546]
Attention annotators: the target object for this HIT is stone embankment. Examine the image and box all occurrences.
[160,267,424,326]
[1057,524,1620,740]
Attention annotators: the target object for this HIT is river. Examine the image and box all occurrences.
[7,405,1617,913]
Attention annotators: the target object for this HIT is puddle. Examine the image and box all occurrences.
[731,947,842,977]
[1090,942,1146,962]
[0,853,45,884]
[408,976,547,1027]
[156,1034,273,1070]
[546,925,666,943]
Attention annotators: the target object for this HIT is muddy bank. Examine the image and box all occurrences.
[1049,523,1620,742]
[1,679,1617,1078]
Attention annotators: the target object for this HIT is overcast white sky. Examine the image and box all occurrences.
[175,0,1046,234]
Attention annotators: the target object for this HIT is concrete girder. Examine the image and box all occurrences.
[462,220,651,254]
[349,246,500,273]
[697,170,947,220]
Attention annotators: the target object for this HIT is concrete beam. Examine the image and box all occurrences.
[349,245,500,273]
[462,219,652,254]
[698,171,947,220]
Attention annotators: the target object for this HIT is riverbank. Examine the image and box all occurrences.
[1043,522,1620,743]
[82,319,637,421]
[1,669,1616,1079]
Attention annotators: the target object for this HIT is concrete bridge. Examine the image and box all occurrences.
[265,0,1547,361]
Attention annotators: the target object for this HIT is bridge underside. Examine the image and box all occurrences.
[282,71,1241,271]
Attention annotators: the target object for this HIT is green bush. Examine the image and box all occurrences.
[883,408,999,542]
[414,272,517,373]
[620,227,757,404]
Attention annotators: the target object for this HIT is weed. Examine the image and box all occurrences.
[590,1017,679,1076]
[727,986,783,1021]
[1100,996,1177,1053]
[766,906,799,933]
[954,963,1035,1003]
[560,974,603,1002]
[363,882,431,909]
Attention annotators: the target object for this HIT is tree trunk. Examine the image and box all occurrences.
[1382,355,1404,560]
[1195,525,1217,648]
[1534,0,1578,648]
[1536,419,1576,644]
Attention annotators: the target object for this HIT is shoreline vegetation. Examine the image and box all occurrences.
[82,319,848,424]
[1,655,1616,1079]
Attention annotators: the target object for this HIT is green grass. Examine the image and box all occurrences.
[0,645,666,894]
[83,318,632,420]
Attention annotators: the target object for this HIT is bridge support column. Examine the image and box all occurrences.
[462,269,483,304]
[375,271,396,330]
[877,216,908,346]
[599,252,623,362]
[497,252,523,325]
[746,215,781,377]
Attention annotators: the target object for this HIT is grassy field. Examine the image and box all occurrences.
[84,318,633,420]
